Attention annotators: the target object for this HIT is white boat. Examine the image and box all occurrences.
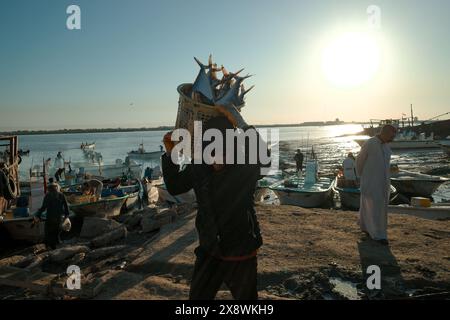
[255,174,283,202]
[72,160,143,180]
[146,179,196,204]
[270,160,334,208]
[270,176,333,208]
[388,203,450,220]
[390,170,449,198]
[127,143,164,161]
[332,176,397,210]
[80,142,95,150]
[354,132,439,150]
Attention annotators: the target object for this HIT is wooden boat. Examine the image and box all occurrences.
[0,214,45,243]
[332,176,397,210]
[270,176,333,208]
[67,195,129,218]
[388,203,450,220]
[127,143,164,161]
[118,184,141,211]
[390,170,449,198]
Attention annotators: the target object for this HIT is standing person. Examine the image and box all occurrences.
[343,152,358,187]
[33,181,70,249]
[294,149,304,173]
[144,167,153,180]
[356,125,397,245]
[161,106,270,300]
[54,152,65,182]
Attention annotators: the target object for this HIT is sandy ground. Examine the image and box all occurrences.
[93,204,450,300]
[1,203,449,300]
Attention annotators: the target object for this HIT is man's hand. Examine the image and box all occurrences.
[216,104,248,129]
[163,131,175,154]
[32,216,40,224]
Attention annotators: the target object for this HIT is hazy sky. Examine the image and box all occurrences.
[1,0,449,130]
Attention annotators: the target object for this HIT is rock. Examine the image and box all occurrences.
[136,207,158,217]
[70,252,86,265]
[48,245,90,263]
[80,217,122,239]
[91,226,127,248]
[140,209,176,233]
[0,255,27,267]
[26,253,49,270]
[86,245,127,261]
[283,275,302,291]
[125,213,143,229]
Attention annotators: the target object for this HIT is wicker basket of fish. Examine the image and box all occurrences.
[175,55,253,140]
[176,83,223,136]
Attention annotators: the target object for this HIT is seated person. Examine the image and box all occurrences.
[81,179,103,198]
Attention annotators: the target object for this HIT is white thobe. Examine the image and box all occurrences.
[356,136,392,240]
[343,157,357,180]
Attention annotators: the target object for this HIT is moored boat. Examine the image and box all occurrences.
[270,159,334,208]
[67,195,129,218]
[0,214,45,243]
[390,170,449,198]
[81,142,95,150]
[270,176,333,208]
[127,143,164,161]
[332,176,397,210]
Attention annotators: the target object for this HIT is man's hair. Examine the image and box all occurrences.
[381,124,397,135]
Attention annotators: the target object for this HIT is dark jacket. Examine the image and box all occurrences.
[36,191,70,224]
[161,127,270,257]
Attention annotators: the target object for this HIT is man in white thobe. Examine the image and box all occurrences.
[356,125,397,244]
[343,152,358,187]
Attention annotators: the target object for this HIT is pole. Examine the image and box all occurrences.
[410,104,414,127]
[43,158,47,194]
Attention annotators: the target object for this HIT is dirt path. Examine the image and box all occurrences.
[93,204,450,300]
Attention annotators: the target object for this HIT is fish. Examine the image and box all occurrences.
[236,84,255,110]
[215,74,252,107]
[216,66,245,100]
[192,56,215,103]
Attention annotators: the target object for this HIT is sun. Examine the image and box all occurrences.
[322,32,381,87]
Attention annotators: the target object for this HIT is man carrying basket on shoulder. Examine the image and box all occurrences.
[161,104,270,300]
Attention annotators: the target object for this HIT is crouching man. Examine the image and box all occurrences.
[161,105,270,300]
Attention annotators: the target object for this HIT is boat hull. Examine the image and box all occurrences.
[0,218,45,243]
[272,189,332,208]
[338,189,361,210]
[332,178,397,210]
[354,138,439,150]
[127,151,164,161]
[390,179,445,198]
[69,196,128,218]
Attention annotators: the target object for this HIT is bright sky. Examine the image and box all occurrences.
[1,0,449,130]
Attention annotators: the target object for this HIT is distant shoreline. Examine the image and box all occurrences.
[0,122,364,136]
